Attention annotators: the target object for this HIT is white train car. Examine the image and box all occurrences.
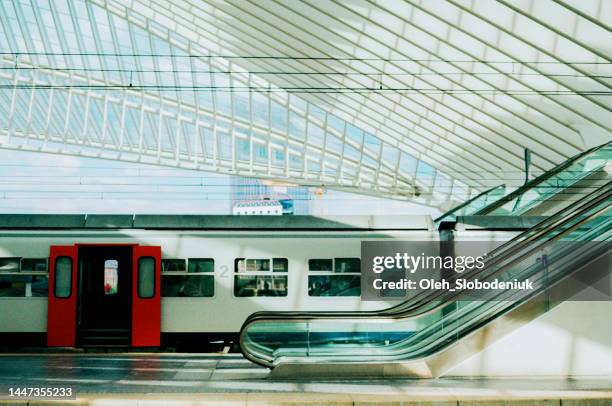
[0,214,445,350]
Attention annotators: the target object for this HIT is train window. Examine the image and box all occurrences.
[272,258,288,272]
[162,259,186,272]
[0,258,20,272]
[187,258,214,273]
[334,258,361,273]
[247,259,270,272]
[0,257,49,297]
[0,274,26,297]
[234,257,288,297]
[162,275,214,297]
[21,258,48,272]
[138,257,155,298]
[0,274,49,297]
[162,258,215,297]
[308,258,361,297]
[308,259,333,271]
[54,256,72,298]
[29,274,49,297]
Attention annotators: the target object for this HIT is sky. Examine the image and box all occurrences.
[0,149,440,217]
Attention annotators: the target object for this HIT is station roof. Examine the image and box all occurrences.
[0,1,610,208]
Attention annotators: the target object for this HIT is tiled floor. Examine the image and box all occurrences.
[0,353,610,404]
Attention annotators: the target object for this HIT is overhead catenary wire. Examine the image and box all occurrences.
[2,66,611,79]
[2,52,612,65]
[0,84,609,95]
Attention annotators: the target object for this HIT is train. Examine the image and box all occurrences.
[0,213,517,350]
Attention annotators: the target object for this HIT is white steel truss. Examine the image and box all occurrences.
[0,0,611,208]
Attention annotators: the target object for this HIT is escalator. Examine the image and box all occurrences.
[471,141,611,217]
[435,141,611,224]
[240,180,611,376]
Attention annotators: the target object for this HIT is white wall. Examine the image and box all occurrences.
[0,298,47,332]
[446,301,612,377]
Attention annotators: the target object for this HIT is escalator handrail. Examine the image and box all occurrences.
[434,184,505,224]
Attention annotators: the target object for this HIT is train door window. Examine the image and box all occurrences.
[234,258,288,297]
[54,256,73,298]
[138,257,155,298]
[104,259,119,296]
[161,259,186,272]
[162,258,214,297]
[308,258,361,297]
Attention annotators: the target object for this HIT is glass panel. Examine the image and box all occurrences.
[308,275,361,297]
[234,275,288,297]
[271,101,287,132]
[104,259,119,296]
[0,274,25,297]
[246,259,270,272]
[54,256,72,298]
[416,161,436,187]
[188,258,214,273]
[138,257,155,298]
[0,274,46,297]
[162,259,186,272]
[308,104,326,122]
[30,275,49,297]
[21,258,48,272]
[308,259,333,271]
[289,112,305,141]
[162,275,214,297]
[307,123,324,147]
[335,258,361,273]
[0,258,20,272]
[272,258,288,272]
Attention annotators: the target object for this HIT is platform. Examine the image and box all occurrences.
[0,353,610,405]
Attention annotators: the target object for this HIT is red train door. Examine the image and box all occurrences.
[47,245,78,346]
[132,245,161,347]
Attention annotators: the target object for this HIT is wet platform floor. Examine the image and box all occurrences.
[0,353,610,404]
